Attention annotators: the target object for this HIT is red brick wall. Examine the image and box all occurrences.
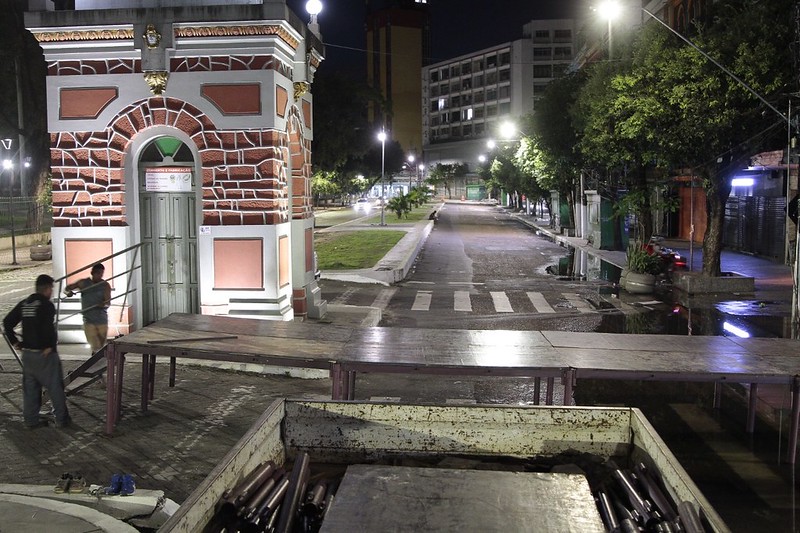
[286,109,313,221]
[51,96,291,227]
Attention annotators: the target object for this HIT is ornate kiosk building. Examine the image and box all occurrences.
[25,0,326,340]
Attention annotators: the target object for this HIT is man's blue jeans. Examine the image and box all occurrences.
[22,349,69,426]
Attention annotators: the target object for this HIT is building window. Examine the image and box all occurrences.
[499,102,510,115]
[474,90,484,103]
[487,104,497,117]
[554,46,572,59]
[441,84,450,95]
[535,30,549,39]
[486,88,497,101]
[462,93,472,105]
[462,62,472,75]
[430,71,439,82]
[499,51,510,66]
[441,68,449,80]
[533,83,549,94]
[474,122,484,135]
[533,48,551,60]
[452,95,461,107]
[451,125,461,137]
[462,123,472,136]
[474,107,484,119]
[431,115,440,126]
[431,85,439,97]
[450,111,460,123]
[499,69,510,82]
[554,29,572,40]
[533,65,552,78]
[486,72,497,84]
[430,101,438,112]
[486,54,497,68]
[498,85,510,99]
[464,108,473,121]
[473,74,484,88]
[438,98,446,110]
[473,58,484,71]
[462,79,472,91]
[553,64,568,77]
[451,81,460,93]
[451,65,461,77]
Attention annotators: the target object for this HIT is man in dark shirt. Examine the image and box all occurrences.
[2,274,70,429]
[64,263,111,354]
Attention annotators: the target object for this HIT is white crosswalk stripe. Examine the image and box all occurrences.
[400,289,618,316]
[371,287,398,310]
[561,293,594,313]
[453,291,472,312]
[490,291,514,313]
[526,292,555,313]
[411,291,432,311]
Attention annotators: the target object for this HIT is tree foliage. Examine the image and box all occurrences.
[428,162,467,198]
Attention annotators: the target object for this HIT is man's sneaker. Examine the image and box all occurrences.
[68,473,86,493]
[120,474,135,496]
[54,473,72,493]
[103,473,123,495]
[55,417,71,429]
[25,421,48,430]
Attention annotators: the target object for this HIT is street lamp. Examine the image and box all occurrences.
[305,0,323,36]
[499,120,517,140]
[597,1,622,59]
[2,139,17,265]
[377,130,387,226]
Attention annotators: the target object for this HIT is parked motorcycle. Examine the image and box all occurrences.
[645,235,687,281]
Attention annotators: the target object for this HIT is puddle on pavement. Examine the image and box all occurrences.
[544,242,791,339]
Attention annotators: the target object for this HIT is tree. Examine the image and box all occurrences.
[630,2,793,275]
[428,162,467,199]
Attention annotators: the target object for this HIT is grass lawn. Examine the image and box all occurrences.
[363,203,437,225]
[315,230,406,269]
[313,207,365,228]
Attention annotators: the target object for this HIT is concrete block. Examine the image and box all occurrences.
[673,271,755,294]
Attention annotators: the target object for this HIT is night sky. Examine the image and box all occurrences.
[286,0,583,72]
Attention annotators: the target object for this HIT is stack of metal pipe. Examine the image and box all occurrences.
[206,452,339,533]
[595,461,709,533]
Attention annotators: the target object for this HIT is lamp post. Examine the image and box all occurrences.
[305,0,323,36]
[417,163,424,188]
[597,1,622,60]
[2,138,17,265]
[378,130,387,226]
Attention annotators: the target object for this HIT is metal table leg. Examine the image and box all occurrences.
[169,357,176,387]
[148,355,156,401]
[533,377,541,406]
[563,369,574,407]
[141,355,149,412]
[545,377,554,405]
[105,344,117,435]
[746,383,758,434]
[788,377,800,464]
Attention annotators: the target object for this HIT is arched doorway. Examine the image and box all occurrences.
[138,136,199,325]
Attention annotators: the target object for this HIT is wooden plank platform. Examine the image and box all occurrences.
[104,313,800,463]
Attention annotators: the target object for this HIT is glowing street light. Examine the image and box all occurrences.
[486,139,496,150]
[478,155,487,163]
[499,120,517,140]
[377,130,387,226]
[596,1,621,59]
[305,0,323,36]
[1,138,17,265]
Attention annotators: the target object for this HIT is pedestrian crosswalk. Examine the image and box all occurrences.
[388,289,626,315]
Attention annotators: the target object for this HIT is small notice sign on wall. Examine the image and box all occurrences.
[145,167,193,192]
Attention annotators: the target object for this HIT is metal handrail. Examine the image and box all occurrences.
[55,242,144,330]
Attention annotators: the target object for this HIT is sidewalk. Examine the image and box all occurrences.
[0,245,49,273]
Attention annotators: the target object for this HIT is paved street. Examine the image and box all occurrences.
[0,204,799,531]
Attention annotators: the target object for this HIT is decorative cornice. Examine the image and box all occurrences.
[174,25,299,49]
[33,28,134,43]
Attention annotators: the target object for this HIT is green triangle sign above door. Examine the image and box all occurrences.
[154,136,183,158]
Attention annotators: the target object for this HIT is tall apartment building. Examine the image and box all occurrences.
[366,0,430,155]
[422,18,577,169]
